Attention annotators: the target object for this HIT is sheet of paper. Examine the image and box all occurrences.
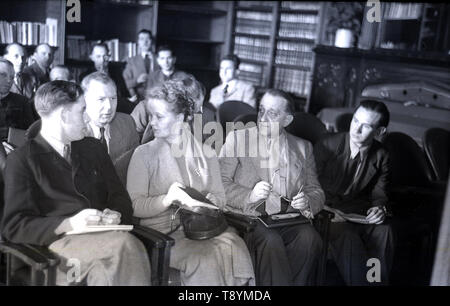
[66,225,133,235]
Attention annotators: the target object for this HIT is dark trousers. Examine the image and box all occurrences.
[244,222,323,286]
[328,222,395,285]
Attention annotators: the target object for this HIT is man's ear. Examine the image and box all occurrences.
[283,114,294,128]
[377,126,387,137]
[60,106,69,124]
[173,56,177,65]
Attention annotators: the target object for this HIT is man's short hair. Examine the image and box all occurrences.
[91,42,109,54]
[357,100,390,128]
[156,45,174,56]
[138,29,153,39]
[263,89,295,115]
[34,81,83,117]
[3,43,24,56]
[81,71,117,93]
[34,43,52,53]
[221,54,240,70]
[50,65,71,80]
[0,57,14,70]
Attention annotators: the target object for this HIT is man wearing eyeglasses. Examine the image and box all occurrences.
[219,89,325,286]
[314,100,395,285]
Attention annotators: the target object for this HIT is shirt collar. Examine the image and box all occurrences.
[39,130,67,158]
[88,122,111,141]
[349,138,370,160]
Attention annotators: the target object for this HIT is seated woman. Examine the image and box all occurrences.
[126,80,255,286]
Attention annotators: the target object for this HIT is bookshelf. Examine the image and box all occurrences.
[228,1,324,110]
[156,1,232,92]
[358,2,448,52]
[64,0,158,81]
[0,0,65,64]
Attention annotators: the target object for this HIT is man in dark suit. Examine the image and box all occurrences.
[314,100,395,285]
[219,89,324,285]
[131,45,188,141]
[79,43,133,113]
[81,72,139,184]
[0,58,35,153]
[122,29,157,101]
[22,43,54,89]
[0,80,151,285]
[3,43,36,99]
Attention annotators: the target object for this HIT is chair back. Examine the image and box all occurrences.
[233,113,257,126]
[335,113,353,132]
[383,132,434,187]
[285,112,328,144]
[217,101,256,132]
[423,128,450,181]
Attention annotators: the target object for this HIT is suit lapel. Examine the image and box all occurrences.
[286,134,305,196]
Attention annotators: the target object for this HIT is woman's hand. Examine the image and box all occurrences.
[162,182,186,207]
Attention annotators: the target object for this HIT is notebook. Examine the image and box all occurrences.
[66,225,134,235]
[257,213,310,228]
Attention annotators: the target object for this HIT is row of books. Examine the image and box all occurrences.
[280,13,319,25]
[66,36,137,62]
[237,1,275,9]
[110,0,153,5]
[281,1,321,11]
[236,18,271,36]
[236,11,272,22]
[234,36,271,62]
[384,3,422,19]
[275,51,313,68]
[274,68,311,97]
[238,63,265,86]
[0,19,58,46]
[278,22,317,39]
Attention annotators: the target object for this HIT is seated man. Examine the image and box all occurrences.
[23,43,54,89]
[81,72,140,183]
[49,65,71,82]
[219,89,324,285]
[130,45,188,139]
[209,54,256,109]
[0,80,151,286]
[79,43,132,113]
[0,58,35,154]
[314,100,395,285]
[3,43,36,99]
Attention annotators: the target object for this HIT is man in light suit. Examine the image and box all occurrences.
[81,72,140,184]
[219,89,324,285]
[209,54,256,109]
[3,43,36,99]
[122,29,157,101]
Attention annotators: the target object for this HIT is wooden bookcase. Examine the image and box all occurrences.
[64,0,158,82]
[0,0,65,65]
[155,1,232,92]
[227,1,325,110]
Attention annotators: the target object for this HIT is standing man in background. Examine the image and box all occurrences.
[122,29,157,102]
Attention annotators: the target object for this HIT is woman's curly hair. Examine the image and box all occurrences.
[146,79,196,122]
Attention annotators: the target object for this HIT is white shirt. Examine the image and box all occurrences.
[87,122,111,153]
[40,130,68,159]
[222,79,237,94]
[349,139,370,160]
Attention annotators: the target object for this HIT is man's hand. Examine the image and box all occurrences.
[69,209,103,231]
[2,142,15,155]
[101,208,121,225]
[137,73,148,84]
[366,206,386,224]
[291,192,309,211]
[249,181,272,203]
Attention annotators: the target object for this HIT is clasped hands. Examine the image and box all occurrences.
[249,181,313,219]
[68,208,121,232]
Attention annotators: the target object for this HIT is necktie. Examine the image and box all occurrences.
[223,84,229,99]
[63,144,71,165]
[99,127,108,151]
[144,54,150,73]
[15,73,23,94]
